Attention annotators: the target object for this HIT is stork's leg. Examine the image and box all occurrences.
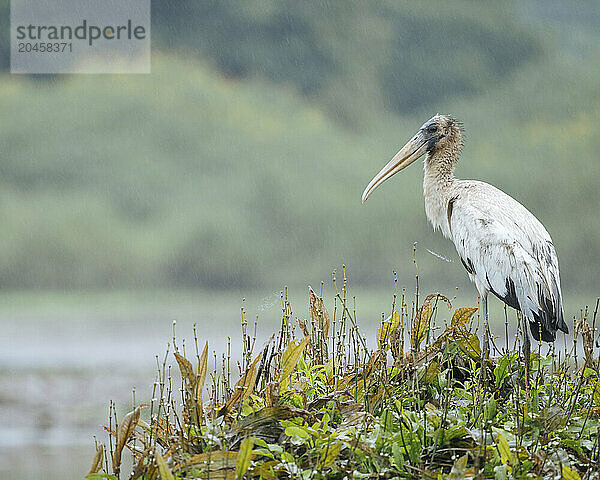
[477,292,490,473]
[523,322,531,391]
[478,292,490,398]
[481,292,489,364]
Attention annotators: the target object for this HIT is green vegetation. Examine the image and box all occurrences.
[0,2,598,295]
[88,283,600,479]
[152,0,542,121]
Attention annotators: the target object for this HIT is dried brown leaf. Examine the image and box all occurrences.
[580,321,593,365]
[423,293,452,310]
[196,341,209,392]
[298,318,310,337]
[192,341,209,422]
[88,444,104,475]
[174,352,195,389]
[130,449,151,480]
[309,285,330,338]
[241,352,263,401]
[265,382,279,407]
[223,352,263,414]
[173,451,239,473]
[154,415,172,441]
[389,327,403,362]
[112,405,143,474]
[452,307,478,328]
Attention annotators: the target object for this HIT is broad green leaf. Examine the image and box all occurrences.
[253,438,269,448]
[592,379,600,408]
[266,443,283,454]
[324,356,335,379]
[496,433,514,465]
[413,304,432,350]
[281,451,295,464]
[239,354,262,402]
[531,388,540,413]
[408,439,421,464]
[236,437,254,480]
[558,438,583,456]
[444,424,469,442]
[449,454,468,478]
[494,354,512,387]
[155,448,175,480]
[422,360,439,384]
[319,441,342,468]
[391,311,400,330]
[279,336,310,392]
[85,475,118,480]
[562,466,582,480]
[494,464,508,480]
[485,397,497,420]
[284,425,310,440]
[412,303,432,350]
[381,409,394,431]
[458,332,481,360]
[377,321,393,349]
[391,443,404,468]
[238,405,311,436]
[252,448,274,459]
[251,460,279,480]
[377,312,401,347]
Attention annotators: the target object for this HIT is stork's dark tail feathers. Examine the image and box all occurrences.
[528,292,569,342]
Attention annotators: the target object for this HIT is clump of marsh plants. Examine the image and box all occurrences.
[87,269,600,480]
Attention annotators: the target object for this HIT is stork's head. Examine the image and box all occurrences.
[362,114,462,203]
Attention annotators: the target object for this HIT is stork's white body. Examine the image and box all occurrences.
[424,174,565,341]
[362,114,568,355]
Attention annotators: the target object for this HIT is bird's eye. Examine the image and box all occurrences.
[427,125,438,133]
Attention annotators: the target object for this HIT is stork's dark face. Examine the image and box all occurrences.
[421,115,457,154]
[362,114,459,203]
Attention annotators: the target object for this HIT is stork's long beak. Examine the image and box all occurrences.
[361,131,428,203]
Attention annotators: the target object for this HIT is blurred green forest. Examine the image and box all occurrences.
[0,1,598,294]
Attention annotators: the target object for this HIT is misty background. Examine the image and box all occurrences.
[0,1,599,479]
[0,1,598,293]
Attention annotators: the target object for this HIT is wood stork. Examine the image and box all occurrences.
[362,114,569,363]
